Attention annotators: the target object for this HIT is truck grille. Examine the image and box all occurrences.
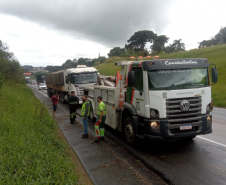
[76,87,84,100]
[166,96,202,134]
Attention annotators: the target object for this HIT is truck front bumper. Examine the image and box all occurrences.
[143,114,212,141]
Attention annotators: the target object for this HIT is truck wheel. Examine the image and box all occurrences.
[61,94,65,104]
[124,116,136,145]
[59,94,62,103]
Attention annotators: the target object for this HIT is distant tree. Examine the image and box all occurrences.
[199,26,226,48]
[0,40,23,82]
[62,59,77,69]
[108,47,124,57]
[91,58,98,64]
[151,35,169,53]
[98,56,106,63]
[46,65,54,72]
[121,50,134,57]
[125,30,156,52]
[164,44,176,53]
[172,39,185,51]
[78,58,86,65]
[136,50,149,57]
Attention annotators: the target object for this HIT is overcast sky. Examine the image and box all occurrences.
[0,0,225,67]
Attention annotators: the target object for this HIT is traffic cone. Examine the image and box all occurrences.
[118,88,124,108]
[116,70,120,87]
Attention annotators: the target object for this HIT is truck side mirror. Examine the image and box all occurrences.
[128,71,135,87]
[211,68,218,84]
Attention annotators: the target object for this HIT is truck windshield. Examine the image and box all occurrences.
[148,68,209,90]
[72,72,97,84]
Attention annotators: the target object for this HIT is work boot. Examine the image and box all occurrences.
[101,137,105,140]
[81,134,88,139]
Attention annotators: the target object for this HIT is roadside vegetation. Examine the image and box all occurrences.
[0,40,24,87]
[94,45,226,107]
[0,40,86,184]
[0,81,79,184]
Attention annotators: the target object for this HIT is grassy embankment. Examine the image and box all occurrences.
[0,82,79,184]
[94,45,226,107]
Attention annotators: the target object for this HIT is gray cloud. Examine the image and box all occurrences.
[0,0,173,47]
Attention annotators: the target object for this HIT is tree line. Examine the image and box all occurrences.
[0,40,24,88]
[46,30,186,72]
[199,27,226,47]
[45,56,107,73]
[108,30,186,58]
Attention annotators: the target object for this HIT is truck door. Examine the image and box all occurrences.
[130,68,145,116]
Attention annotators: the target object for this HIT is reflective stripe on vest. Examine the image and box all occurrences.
[69,102,77,104]
[81,101,90,116]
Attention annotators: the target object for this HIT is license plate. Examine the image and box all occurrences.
[180,124,192,130]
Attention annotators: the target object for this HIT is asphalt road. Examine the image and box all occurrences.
[199,107,226,145]
[30,85,226,185]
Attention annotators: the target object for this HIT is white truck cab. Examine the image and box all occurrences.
[65,66,98,104]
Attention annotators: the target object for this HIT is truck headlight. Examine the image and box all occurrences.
[150,108,159,118]
[207,116,211,122]
[150,122,160,129]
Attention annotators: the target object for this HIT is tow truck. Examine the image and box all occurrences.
[84,58,218,145]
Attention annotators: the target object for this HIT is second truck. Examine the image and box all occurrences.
[46,65,98,104]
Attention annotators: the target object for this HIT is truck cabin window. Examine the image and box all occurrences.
[72,72,97,84]
[148,68,209,90]
[132,68,143,91]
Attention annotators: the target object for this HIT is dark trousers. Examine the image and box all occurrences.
[69,105,77,123]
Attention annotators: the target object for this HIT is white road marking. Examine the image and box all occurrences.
[197,136,226,148]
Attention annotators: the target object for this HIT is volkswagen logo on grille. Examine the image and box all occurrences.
[180,100,190,111]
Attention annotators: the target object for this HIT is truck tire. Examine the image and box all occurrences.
[59,94,63,104]
[61,94,65,104]
[59,94,62,103]
[124,116,136,145]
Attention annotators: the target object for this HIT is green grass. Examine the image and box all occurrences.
[95,56,146,76]
[95,62,121,76]
[95,57,127,76]
[0,81,79,184]
[94,45,226,107]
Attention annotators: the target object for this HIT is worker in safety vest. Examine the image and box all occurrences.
[81,95,90,139]
[94,96,106,142]
[68,91,79,124]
